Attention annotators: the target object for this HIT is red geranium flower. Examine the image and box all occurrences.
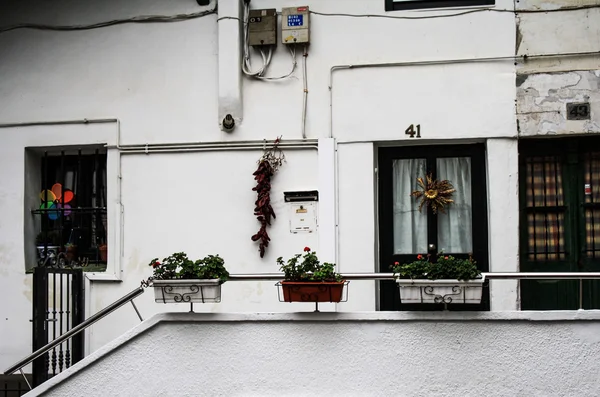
[417,254,423,260]
[152,261,161,268]
[394,261,399,265]
[304,247,311,252]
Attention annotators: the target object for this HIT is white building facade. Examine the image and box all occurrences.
[1,0,599,393]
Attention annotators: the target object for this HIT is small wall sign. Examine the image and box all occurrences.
[566,102,590,120]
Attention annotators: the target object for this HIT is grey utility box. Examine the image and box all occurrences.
[248,9,277,47]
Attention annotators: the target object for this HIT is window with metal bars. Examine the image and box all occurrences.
[523,155,566,261]
[519,137,600,310]
[33,149,107,271]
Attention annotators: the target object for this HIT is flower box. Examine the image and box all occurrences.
[37,245,60,266]
[153,279,222,304]
[396,277,485,304]
[280,281,347,303]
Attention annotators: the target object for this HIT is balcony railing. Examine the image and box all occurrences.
[6,271,600,392]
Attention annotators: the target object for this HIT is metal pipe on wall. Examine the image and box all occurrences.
[328,50,600,139]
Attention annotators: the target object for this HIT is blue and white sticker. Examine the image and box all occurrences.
[287,14,304,27]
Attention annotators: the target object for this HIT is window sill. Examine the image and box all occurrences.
[144,311,600,322]
[85,272,122,282]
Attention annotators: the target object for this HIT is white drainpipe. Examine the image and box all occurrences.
[217,0,243,131]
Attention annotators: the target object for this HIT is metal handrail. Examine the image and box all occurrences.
[3,286,144,377]
[7,271,600,384]
[229,272,600,280]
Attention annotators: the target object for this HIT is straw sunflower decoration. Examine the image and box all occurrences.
[411,174,456,214]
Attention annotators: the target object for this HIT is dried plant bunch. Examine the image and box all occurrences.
[251,137,285,258]
[411,173,456,214]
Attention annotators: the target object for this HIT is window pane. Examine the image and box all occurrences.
[437,157,472,253]
[524,155,566,261]
[527,213,565,261]
[584,152,600,258]
[526,156,563,207]
[392,159,427,254]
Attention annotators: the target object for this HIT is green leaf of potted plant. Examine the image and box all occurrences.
[277,247,347,303]
[149,252,229,304]
[391,253,484,305]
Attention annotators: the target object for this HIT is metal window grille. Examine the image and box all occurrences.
[34,149,107,269]
[524,155,566,261]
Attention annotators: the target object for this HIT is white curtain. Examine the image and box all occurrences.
[392,157,472,255]
[393,159,427,254]
[437,157,472,253]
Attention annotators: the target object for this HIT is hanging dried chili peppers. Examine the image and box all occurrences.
[251,137,285,258]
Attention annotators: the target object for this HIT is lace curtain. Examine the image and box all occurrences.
[392,157,472,254]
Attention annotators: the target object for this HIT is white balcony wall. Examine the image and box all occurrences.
[28,313,600,397]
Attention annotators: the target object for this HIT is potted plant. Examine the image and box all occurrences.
[277,247,347,303]
[149,252,229,304]
[64,242,78,262]
[392,253,484,305]
[35,230,62,264]
[98,244,108,262]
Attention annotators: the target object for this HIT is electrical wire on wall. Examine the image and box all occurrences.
[241,1,297,81]
[256,45,298,81]
[2,4,600,34]
[301,45,309,139]
[241,1,272,78]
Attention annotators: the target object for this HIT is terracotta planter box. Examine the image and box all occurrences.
[396,278,485,304]
[280,281,346,303]
[98,245,108,262]
[65,245,78,261]
[153,279,222,304]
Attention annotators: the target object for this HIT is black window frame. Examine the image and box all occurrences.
[378,143,489,311]
[519,136,600,310]
[385,0,494,11]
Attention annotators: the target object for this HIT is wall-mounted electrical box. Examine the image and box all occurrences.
[281,6,310,45]
[248,9,277,46]
[284,190,318,233]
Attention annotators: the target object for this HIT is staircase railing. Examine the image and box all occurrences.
[3,286,145,390]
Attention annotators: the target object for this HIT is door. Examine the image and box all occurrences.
[32,267,84,387]
[520,137,600,310]
[378,144,489,311]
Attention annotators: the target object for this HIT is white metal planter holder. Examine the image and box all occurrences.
[37,246,60,266]
[153,279,222,312]
[396,276,485,309]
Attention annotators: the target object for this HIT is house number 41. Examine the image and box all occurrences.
[405,124,421,138]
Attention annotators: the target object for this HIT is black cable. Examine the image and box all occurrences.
[0,7,217,33]
[310,4,600,20]
[310,8,489,20]
[216,16,241,22]
[2,4,599,34]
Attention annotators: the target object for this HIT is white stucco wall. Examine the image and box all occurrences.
[29,312,600,397]
[0,0,533,372]
[516,0,600,73]
[515,1,600,136]
[517,70,600,136]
